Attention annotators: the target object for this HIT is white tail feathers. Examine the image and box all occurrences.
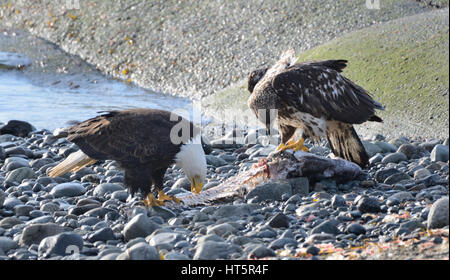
[48,150,97,177]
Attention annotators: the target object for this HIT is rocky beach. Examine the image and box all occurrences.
[0,0,449,261]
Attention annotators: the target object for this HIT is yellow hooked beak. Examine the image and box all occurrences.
[190,176,204,194]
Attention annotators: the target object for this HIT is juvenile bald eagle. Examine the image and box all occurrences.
[247,50,383,167]
[48,109,206,206]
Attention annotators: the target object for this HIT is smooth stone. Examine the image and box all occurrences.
[14,205,34,216]
[206,223,237,237]
[19,223,67,246]
[414,168,432,180]
[375,168,402,183]
[346,223,366,235]
[68,204,101,216]
[427,197,449,229]
[123,214,160,241]
[384,172,412,184]
[310,220,340,235]
[0,237,19,253]
[147,206,176,220]
[205,155,228,167]
[0,120,34,137]
[247,245,276,258]
[2,197,24,210]
[246,181,292,202]
[38,232,83,257]
[111,190,128,202]
[87,227,116,243]
[164,252,191,260]
[78,217,101,227]
[50,183,86,198]
[5,161,29,172]
[119,242,160,260]
[387,191,414,203]
[268,238,298,250]
[5,167,37,184]
[331,195,347,209]
[0,216,24,229]
[430,144,449,162]
[170,177,191,191]
[397,144,420,159]
[362,141,383,157]
[267,212,289,228]
[26,215,54,225]
[357,196,381,214]
[369,153,384,165]
[147,232,182,250]
[374,142,398,153]
[213,204,260,218]
[40,202,60,213]
[196,234,225,244]
[93,183,124,197]
[193,241,241,260]
[382,153,408,164]
[306,246,321,256]
[305,233,336,243]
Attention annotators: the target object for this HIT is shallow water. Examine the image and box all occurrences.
[0,69,192,131]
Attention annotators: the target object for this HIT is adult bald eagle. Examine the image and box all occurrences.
[247,50,383,167]
[48,109,206,206]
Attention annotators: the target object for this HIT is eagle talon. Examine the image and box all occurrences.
[143,194,165,207]
[157,190,181,204]
[276,138,309,152]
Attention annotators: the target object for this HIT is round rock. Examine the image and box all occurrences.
[427,197,449,229]
[50,183,86,198]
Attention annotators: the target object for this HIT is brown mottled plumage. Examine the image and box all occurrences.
[247,50,384,167]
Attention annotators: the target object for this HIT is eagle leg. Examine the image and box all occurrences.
[143,194,166,207]
[157,190,181,204]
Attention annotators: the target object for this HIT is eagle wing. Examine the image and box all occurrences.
[66,109,187,164]
[272,64,383,124]
[302,60,348,73]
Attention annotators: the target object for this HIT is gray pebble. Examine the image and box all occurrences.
[19,223,68,246]
[147,232,183,250]
[427,196,449,229]
[357,196,381,214]
[5,167,36,184]
[38,232,83,258]
[382,152,408,164]
[194,241,241,260]
[122,213,160,241]
[119,242,160,260]
[247,244,276,258]
[50,183,86,198]
[267,212,289,228]
[87,227,116,243]
[346,223,366,235]
[93,183,124,197]
[0,237,19,253]
[430,144,449,162]
[246,181,292,202]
